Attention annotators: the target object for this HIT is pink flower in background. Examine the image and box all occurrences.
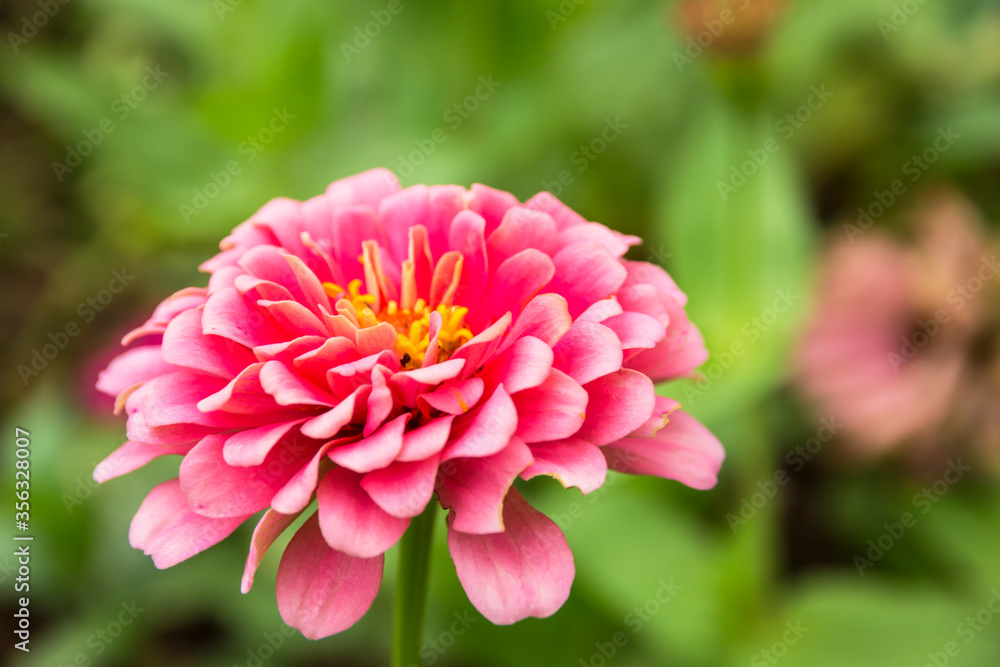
[796,192,1000,463]
[95,168,723,638]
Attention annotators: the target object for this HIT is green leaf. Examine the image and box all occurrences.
[657,93,815,423]
[725,575,1000,667]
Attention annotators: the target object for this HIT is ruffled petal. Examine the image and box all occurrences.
[447,489,574,625]
[241,508,301,593]
[179,433,314,518]
[276,513,384,640]
[551,321,623,385]
[94,440,193,483]
[574,370,655,446]
[361,455,441,518]
[442,387,518,459]
[317,466,410,558]
[547,242,627,318]
[129,478,248,569]
[328,413,409,473]
[520,438,607,494]
[97,345,177,398]
[437,437,533,534]
[511,369,587,443]
[603,409,724,490]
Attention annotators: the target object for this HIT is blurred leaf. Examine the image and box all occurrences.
[658,92,815,423]
[725,575,999,667]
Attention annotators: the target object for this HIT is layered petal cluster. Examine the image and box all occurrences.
[96,169,723,638]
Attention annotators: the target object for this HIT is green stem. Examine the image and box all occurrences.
[392,502,437,667]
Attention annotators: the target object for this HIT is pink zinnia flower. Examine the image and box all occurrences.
[796,192,999,462]
[95,169,723,638]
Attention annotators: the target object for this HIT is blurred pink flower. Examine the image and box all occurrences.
[95,169,723,638]
[796,192,999,463]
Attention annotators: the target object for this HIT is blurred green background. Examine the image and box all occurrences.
[3,0,1000,665]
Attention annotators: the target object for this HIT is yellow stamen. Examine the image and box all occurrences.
[322,281,474,369]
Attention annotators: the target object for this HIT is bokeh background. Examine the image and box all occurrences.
[3,0,1000,665]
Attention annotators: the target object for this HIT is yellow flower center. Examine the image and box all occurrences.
[323,279,473,369]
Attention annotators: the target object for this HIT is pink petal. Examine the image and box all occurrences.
[603,409,724,490]
[437,437,533,534]
[447,488,574,625]
[196,363,277,414]
[442,386,518,460]
[140,371,238,428]
[292,336,358,386]
[276,513,384,640]
[548,243,627,318]
[422,311,444,368]
[328,350,399,397]
[630,322,709,382]
[397,415,455,462]
[129,478,249,569]
[577,298,623,323]
[390,358,467,406]
[122,287,207,344]
[259,299,328,337]
[327,167,401,208]
[161,308,256,378]
[404,223,435,306]
[242,508,302,594]
[202,287,285,348]
[417,378,485,416]
[355,321,399,357]
[511,369,588,443]
[452,315,511,380]
[602,312,667,351]
[557,222,638,258]
[97,345,176,398]
[630,396,681,438]
[472,249,554,330]
[94,440,193,484]
[448,210,488,310]
[300,386,369,440]
[270,439,343,514]
[223,419,306,467]
[364,366,395,436]
[238,245,313,306]
[317,467,410,558]
[486,206,559,263]
[622,259,687,307]
[284,252,332,316]
[467,183,521,236]
[249,199,309,258]
[328,413,410,473]
[617,282,670,327]
[430,251,464,307]
[378,187,431,263]
[524,191,587,230]
[426,186,466,260]
[260,360,335,406]
[504,293,572,349]
[574,369,655,446]
[179,433,314,518]
[552,321,624,385]
[125,393,218,445]
[361,455,441,518]
[479,335,553,394]
[520,438,607,494]
[330,206,384,281]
